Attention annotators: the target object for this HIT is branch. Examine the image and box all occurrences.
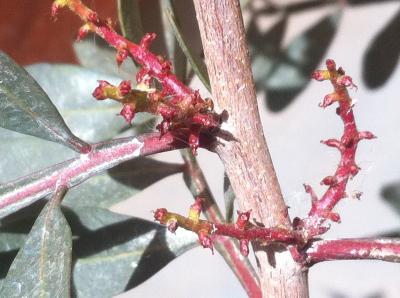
[0,131,205,219]
[192,1,308,297]
[296,60,375,240]
[305,238,400,265]
[154,198,296,253]
[51,0,219,154]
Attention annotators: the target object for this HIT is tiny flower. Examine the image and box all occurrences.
[116,47,129,66]
[140,33,157,49]
[321,176,338,186]
[167,218,178,233]
[236,210,251,230]
[119,104,135,125]
[118,80,132,96]
[325,59,336,71]
[239,239,250,257]
[311,70,330,81]
[154,208,168,223]
[198,230,213,253]
[188,197,203,221]
[77,24,92,41]
[92,80,112,100]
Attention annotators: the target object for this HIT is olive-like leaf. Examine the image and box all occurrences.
[165,7,210,91]
[382,180,400,217]
[0,52,90,153]
[224,174,235,223]
[363,8,400,89]
[0,205,198,297]
[250,11,342,111]
[1,64,177,216]
[0,188,72,298]
[68,207,197,297]
[117,0,143,43]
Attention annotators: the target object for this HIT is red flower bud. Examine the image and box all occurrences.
[118,80,131,96]
[198,230,213,253]
[154,208,168,223]
[92,80,112,100]
[119,104,135,125]
[236,210,251,230]
[239,239,250,257]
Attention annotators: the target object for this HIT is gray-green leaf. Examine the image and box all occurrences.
[0,52,90,153]
[117,0,143,43]
[66,207,198,298]
[0,189,72,298]
[224,174,235,223]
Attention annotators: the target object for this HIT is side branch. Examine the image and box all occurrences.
[296,60,375,240]
[305,238,400,265]
[0,132,204,219]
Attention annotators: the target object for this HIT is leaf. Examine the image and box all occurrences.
[224,174,235,223]
[0,188,72,298]
[73,37,138,80]
[0,52,90,153]
[68,207,197,297]
[0,206,198,297]
[1,64,175,216]
[250,11,342,111]
[382,180,400,217]
[117,0,143,43]
[165,7,210,91]
[363,8,400,89]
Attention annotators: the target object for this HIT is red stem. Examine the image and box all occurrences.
[299,60,375,239]
[305,238,400,265]
[0,131,204,219]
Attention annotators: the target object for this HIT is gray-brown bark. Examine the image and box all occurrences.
[192,1,309,297]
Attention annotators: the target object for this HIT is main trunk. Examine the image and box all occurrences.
[192,1,309,297]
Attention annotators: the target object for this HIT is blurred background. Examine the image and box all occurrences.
[1,0,400,297]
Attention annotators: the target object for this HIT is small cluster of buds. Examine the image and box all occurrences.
[154,198,214,252]
[52,0,220,155]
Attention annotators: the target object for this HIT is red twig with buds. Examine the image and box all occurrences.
[52,0,219,154]
[293,59,376,240]
[154,198,297,256]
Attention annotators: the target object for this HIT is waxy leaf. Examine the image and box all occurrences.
[224,175,235,223]
[0,64,179,217]
[0,205,198,298]
[117,0,143,43]
[0,52,90,153]
[363,8,400,89]
[250,11,342,111]
[69,207,197,297]
[165,6,210,90]
[0,189,72,298]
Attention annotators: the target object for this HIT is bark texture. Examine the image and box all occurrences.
[192,1,309,297]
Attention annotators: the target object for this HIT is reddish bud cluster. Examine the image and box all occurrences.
[54,0,220,155]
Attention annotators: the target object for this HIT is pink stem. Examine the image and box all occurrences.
[299,60,375,239]
[0,131,196,218]
[305,238,400,265]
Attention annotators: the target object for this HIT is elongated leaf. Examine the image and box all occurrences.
[363,8,400,89]
[165,7,210,91]
[382,181,400,217]
[224,174,235,223]
[0,65,179,219]
[250,11,342,111]
[0,188,72,298]
[0,206,198,297]
[0,52,90,153]
[117,0,143,43]
[68,207,197,297]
